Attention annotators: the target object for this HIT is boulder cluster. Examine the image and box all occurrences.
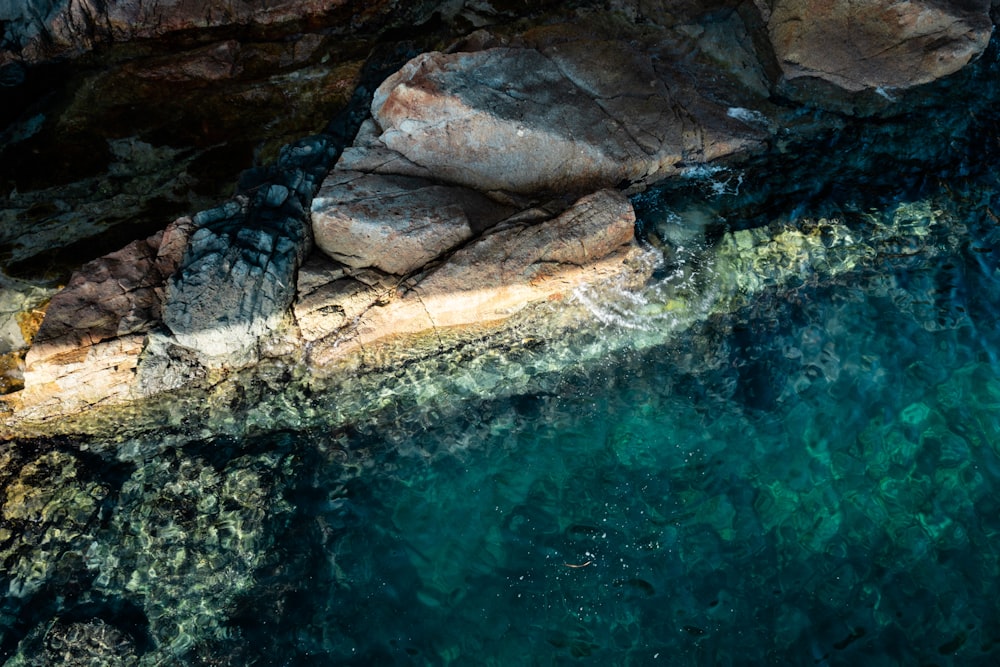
[1,0,997,428]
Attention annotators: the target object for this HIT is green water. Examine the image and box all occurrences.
[257,247,1000,665]
[5,180,1000,665]
[6,58,1000,663]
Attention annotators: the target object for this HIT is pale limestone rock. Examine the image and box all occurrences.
[311,170,515,274]
[766,0,994,105]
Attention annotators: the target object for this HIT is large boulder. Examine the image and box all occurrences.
[369,34,774,197]
[763,0,995,109]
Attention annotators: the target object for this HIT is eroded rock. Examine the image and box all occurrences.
[765,0,995,109]
[369,33,773,196]
[312,170,516,274]
[161,135,336,367]
[304,189,644,364]
[17,219,194,415]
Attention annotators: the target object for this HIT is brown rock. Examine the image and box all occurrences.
[370,32,773,196]
[306,189,644,364]
[18,217,195,415]
[311,170,516,274]
[765,0,994,106]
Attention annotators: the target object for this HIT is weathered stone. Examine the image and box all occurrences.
[306,189,643,363]
[15,218,195,415]
[370,34,773,196]
[311,170,516,274]
[1,0,370,64]
[293,257,396,343]
[160,135,336,367]
[765,0,995,109]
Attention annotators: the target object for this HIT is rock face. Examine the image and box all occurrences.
[10,134,336,418]
[764,0,995,108]
[5,2,1000,429]
[301,189,645,364]
[0,0,388,65]
[369,36,772,196]
[312,171,516,274]
[20,218,194,414]
[160,136,335,368]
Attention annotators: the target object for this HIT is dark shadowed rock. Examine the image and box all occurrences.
[161,135,336,366]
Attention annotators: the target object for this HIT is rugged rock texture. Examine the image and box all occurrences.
[302,189,645,364]
[369,34,773,196]
[312,171,516,274]
[764,0,996,110]
[160,135,335,367]
[10,133,336,418]
[1,0,390,65]
[17,218,194,415]
[4,1,1000,429]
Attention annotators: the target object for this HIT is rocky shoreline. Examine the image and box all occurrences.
[2,0,999,437]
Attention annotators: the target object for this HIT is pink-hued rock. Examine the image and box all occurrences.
[18,217,195,415]
[369,39,771,196]
[311,170,515,275]
[765,0,994,102]
[304,189,644,364]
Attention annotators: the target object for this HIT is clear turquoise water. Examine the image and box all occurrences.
[5,182,1000,666]
[205,183,1000,665]
[6,82,1000,665]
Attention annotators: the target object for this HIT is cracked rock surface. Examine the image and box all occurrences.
[765,0,995,110]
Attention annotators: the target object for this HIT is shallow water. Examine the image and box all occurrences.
[252,256,1000,665]
[6,178,1000,665]
[6,149,1000,667]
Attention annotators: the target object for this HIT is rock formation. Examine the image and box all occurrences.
[2,0,999,431]
[763,0,996,110]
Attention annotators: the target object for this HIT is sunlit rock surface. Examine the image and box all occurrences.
[764,0,995,110]
[369,32,773,195]
[304,189,644,364]
[312,171,515,274]
[3,2,1000,433]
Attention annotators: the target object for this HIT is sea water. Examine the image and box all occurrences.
[5,174,1000,666]
[246,205,1000,665]
[6,97,1000,667]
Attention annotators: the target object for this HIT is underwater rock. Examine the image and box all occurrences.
[7,618,141,667]
[764,0,995,111]
[311,170,516,274]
